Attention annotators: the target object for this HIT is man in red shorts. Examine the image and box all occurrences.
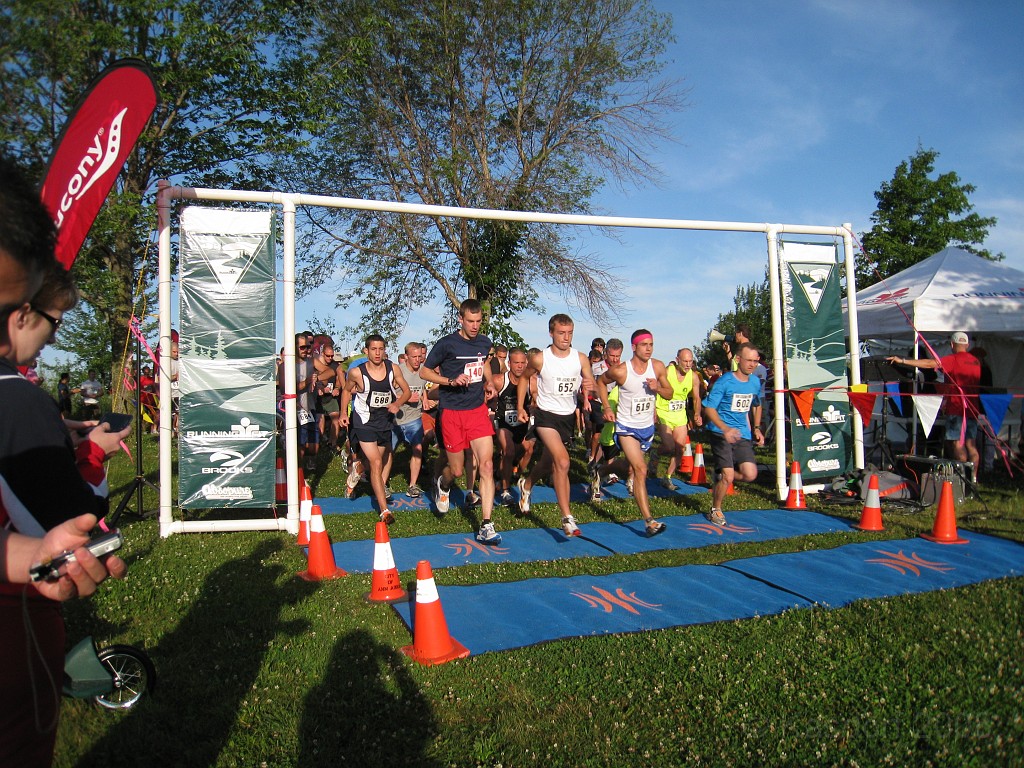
[419,299,501,543]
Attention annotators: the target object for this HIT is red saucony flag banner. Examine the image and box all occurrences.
[40,59,157,268]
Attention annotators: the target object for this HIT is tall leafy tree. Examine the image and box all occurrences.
[0,0,310,385]
[855,146,999,287]
[286,0,686,342]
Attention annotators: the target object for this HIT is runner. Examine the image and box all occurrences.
[592,329,674,536]
[516,314,596,536]
[385,341,429,497]
[491,348,537,506]
[418,299,501,544]
[339,335,410,524]
[650,347,703,486]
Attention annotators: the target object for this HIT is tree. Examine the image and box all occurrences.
[694,273,772,369]
[286,0,686,342]
[0,0,311,385]
[855,146,1000,287]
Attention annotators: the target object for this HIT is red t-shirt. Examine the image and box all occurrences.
[940,351,981,417]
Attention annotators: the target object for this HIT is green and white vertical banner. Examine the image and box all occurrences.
[178,207,276,508]
[779,241,852,482]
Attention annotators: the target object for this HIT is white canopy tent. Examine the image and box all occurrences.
[848,247,1024,457]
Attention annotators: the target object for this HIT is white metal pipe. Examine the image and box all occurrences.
[281,198,299,533]
[766,227,788,500]
[161,518,294,535]
[842,224,865,469]
[157,181,174,537]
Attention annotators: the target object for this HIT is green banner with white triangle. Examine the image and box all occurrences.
[178,208,277,508]
[779,241,852,482]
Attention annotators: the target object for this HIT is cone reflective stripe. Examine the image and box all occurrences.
[366,521,407,603]
[296,483,313,545]
[784,461,807,510]
[852,474,884,531]
[679,437,694,475]
[297,509,347,581]
[400,560,470,666]
[920,480,968,544]
[689,443,707,485]
[275,457,287,504]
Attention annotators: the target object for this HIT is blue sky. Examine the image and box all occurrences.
[369,0,1022,358]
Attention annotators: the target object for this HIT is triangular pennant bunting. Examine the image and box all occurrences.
[847,391,878,427]
[789,389,818,428]
[913,395,943,438]
[980,394,1013,435]
[884,382,903,416]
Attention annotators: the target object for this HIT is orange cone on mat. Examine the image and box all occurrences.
[400,560,470,666]
[366,521,407,603]
[679,438,694,475]
[726,479,736,496]
[296,483,313,545]
[275,457,287,504]
[785,461,807,510]
[689,443,707,485]
[297,507,347,581]
[852,474,884,531]
[920,480,968,544]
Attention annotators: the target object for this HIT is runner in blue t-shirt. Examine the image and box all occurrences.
[702,343,764,527]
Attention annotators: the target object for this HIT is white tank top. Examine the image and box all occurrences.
[534,346,582,416]
[615,358,656,428]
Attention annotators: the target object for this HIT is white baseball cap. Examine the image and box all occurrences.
[951,331,969,345]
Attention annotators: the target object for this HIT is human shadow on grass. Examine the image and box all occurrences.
[74,539,315,768]
[298,628,440,767]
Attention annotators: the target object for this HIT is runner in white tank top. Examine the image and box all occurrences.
[594,328,674,536]
[516,314,596,537]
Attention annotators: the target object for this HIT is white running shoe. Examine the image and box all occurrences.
[435,476,450,515]
[561,515,581,537]
[476,520,502,545]
[517,476,531,514]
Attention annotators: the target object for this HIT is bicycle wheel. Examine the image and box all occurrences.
[93,645,157,710]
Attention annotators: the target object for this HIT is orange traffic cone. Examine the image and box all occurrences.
[920,480,968,544]
[725,478,736,495]
[689,443,707,485]
[298,508,347,581]
[785,461,807,510]
[296,483,313,545]
[679,437,694,475]
[275,457,287,504]
[852,474,884,531]
[366,521,407,603]
[400,560,470,666]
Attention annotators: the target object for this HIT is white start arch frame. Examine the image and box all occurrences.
[156,180,865,537]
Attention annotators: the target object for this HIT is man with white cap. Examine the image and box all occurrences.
[887,331,981,479]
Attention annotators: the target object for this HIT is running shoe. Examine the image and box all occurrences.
[704,508,727,527]
[434,476,450,515]
[517,476,531,514]
[379,509,395,525]
[464,490,481,508]
[589,463,602,502]
[658,476,675,490]
[645,519,667,537]
[476,520,502,545]
[561,515,581,537]
[499,488,515,506]
[626,476,634,495]
[384,484,394,502]
[345,468,360,498]
[406,483,423,498]
[606,473,620,485]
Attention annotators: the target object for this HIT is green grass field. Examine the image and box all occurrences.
[54,437,1023,767]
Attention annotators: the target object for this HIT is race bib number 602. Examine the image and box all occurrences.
[730,393,753,413]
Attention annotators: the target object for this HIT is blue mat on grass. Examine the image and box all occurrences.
[392,565,812,654]
[326,508,850,574]
[392,532,1024,655]
[314,476,707,515]
[722,531,1024,606]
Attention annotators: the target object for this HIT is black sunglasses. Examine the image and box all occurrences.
[31,305,62,334]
